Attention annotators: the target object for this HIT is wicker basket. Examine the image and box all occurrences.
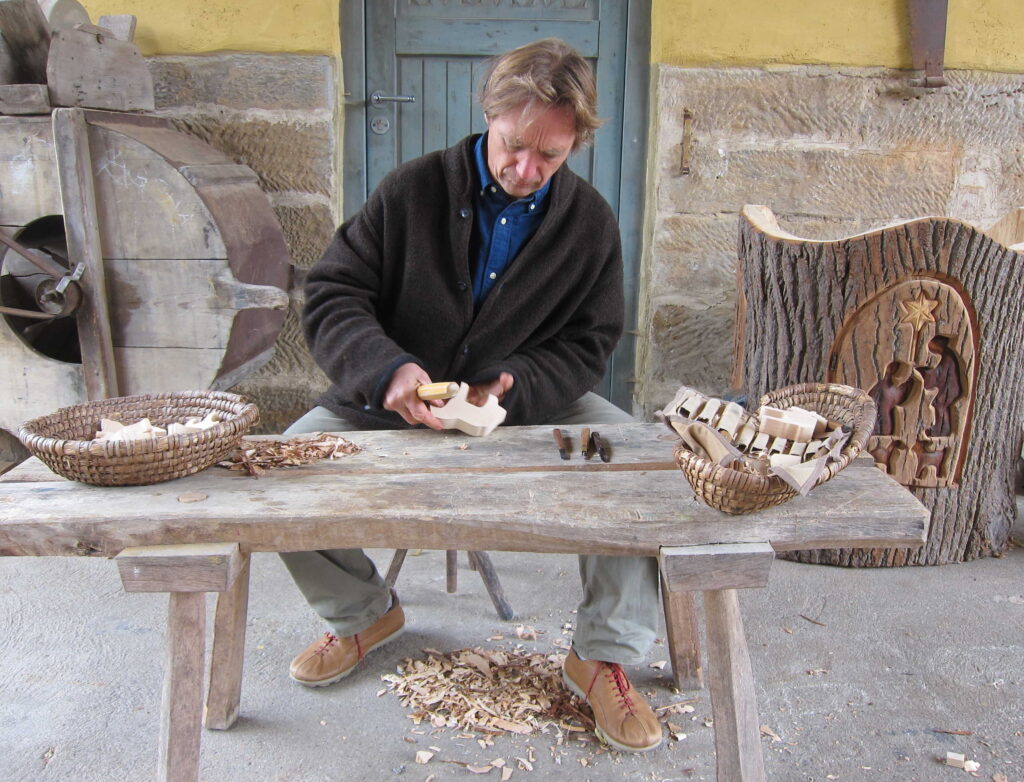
[672,383,876,514]
[18,391,259,486]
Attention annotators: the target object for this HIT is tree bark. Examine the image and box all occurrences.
[737,206,1024,565]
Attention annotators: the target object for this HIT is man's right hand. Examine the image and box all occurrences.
[382,362,444,430]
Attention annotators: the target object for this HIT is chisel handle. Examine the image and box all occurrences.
[416,382,460,400]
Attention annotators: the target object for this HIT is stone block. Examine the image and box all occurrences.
[647,213,737,298]
[231,307,327,435]
[657,65,876,145]
[149,54,334,112]
[641,296,735,402]
[170,115,334,196]
[233,373,326,435]
[657,66,1024,159]
[273,202,336,269]
[658,142,957,220]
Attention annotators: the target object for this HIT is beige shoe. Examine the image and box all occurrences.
[562,648,664,752]
[289,592,405,687]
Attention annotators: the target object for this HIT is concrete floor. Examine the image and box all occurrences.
[1,515,1022,781]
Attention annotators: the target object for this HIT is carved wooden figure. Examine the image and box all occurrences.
[830,278,977,488]
[434,382,507,437]
[736,204,1024,565]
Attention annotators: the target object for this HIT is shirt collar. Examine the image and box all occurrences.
[474,132,551,205]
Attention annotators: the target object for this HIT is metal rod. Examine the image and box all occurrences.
[0,231,67,280]
[0,305,57,320]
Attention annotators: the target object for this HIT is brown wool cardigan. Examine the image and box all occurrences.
[304,134,624,429]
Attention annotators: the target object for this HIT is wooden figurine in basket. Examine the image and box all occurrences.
[658,382,874,513]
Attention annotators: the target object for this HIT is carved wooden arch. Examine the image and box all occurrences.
[736,204,1024,566]
[828,276,979,489]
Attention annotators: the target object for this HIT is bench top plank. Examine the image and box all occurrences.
[0,424,928,558]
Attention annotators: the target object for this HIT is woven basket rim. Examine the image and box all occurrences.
[672,382,876,509]
[17,390,258,458]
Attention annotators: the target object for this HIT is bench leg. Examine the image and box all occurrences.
[116,542,244,782]
[704,588,766,782]
[159,591,206,782]
[468,551,515,621]
[384,549,408,588]
[446,550,458,593]
[660,574,703,690]
[204,552,251,730]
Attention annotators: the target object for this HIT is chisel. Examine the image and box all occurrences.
[552,428,570,460]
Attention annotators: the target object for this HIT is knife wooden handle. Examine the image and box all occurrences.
[416,382,459,400]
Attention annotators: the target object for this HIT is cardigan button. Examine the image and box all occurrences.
[457,281,468,291]
[459,208,471,219]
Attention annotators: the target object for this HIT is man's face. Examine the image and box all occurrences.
[485,103,576,199]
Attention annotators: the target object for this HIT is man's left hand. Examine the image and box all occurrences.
[466,372,514,406]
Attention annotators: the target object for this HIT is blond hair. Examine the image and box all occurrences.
[479,38,603,150]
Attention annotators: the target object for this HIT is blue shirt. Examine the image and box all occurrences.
[470,133,550,309]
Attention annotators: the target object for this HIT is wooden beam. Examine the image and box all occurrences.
[52,107,119,400]
[116,542,244,593]
[98,14,137,42]
[704,589,766,782]
[204,552,250,731]
[0,83,50,114]
[660,543,775,593]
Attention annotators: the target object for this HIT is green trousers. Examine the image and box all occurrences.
[279,393,660,665]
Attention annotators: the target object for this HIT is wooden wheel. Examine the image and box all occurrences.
[0,110,290,453]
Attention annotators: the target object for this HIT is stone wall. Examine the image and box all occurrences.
[147,53,337,433]
[635,64,1024,419]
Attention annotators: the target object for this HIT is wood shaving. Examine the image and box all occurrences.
[382,648,594,737]
[218,433,361,476]
[514,625,538,640]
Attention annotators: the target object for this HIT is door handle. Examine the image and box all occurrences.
[370,91,416,106]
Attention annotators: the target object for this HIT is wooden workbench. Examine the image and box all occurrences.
[0,423,929,781]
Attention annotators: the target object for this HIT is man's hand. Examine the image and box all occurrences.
[467,372,514,406]
[382,362,444,429]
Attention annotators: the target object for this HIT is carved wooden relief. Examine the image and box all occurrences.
[828,278,977,488]
[737,205,1024,565]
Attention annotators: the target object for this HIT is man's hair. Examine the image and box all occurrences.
[478,37,603,150]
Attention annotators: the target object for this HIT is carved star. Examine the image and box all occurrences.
[899,291,939,332]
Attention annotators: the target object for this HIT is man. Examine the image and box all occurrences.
[281,38,663,753]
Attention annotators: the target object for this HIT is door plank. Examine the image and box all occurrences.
[446,59,473,148]
[396,19,599,57]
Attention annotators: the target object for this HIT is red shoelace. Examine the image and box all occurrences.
[314,631,365,660]
[589,662,638,715]
[314,632,339,657]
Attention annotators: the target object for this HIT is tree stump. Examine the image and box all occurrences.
[736,204,1024,565]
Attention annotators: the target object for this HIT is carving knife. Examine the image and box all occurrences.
[416,382,459,400]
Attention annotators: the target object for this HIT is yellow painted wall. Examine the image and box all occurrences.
[80,1,1024,73]
[79,1,338,56]
[651,0,1024,73]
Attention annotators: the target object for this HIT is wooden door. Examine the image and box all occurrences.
[341,0,649,408]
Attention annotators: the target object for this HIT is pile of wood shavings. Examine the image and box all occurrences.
[381,648,594,736]
[218,433,361,476]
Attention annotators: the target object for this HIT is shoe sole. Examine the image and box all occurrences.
[291,624,406,688]
[561,669,663,753]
